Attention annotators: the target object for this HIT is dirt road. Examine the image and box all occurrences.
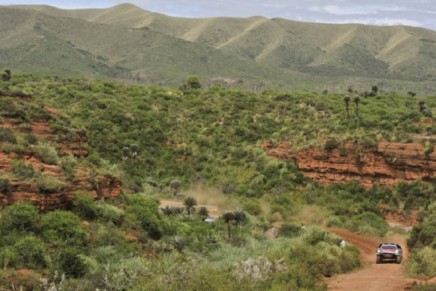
[327,228,415,291]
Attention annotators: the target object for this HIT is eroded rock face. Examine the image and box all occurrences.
[0,99,120,210]
[0,152,122,210]
[261,141,435,188]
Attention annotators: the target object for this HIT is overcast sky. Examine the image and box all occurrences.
[2,0,436,31]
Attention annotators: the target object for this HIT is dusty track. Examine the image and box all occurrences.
[327,228,416,291]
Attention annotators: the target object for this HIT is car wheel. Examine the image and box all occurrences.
[396,257,402,264]
[376,256,381,264]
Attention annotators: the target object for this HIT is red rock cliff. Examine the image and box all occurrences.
[262,141,435,188]
[0,99,120,210]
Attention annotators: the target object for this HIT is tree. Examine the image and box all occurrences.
[180,75,201,92]
[184,197,197,215]
[222,211,235,239]
[1,69,11,82]
[186,76,201,89]
[130,143,139,157]
[198,206,209,221]
[354,95,360,117]
[344,96,350,119]
[233,210,246,226]
[418,101,427,113]
[169,179,181,196]
[122,146,130,160]
[371,85,378,95]
[59,247,88,278]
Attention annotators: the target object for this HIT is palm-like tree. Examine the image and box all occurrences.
[418,101,426,113]
[354,96,360,117]
[183,197,197,215]
[222,211,235,239]
[233,210,246,226]
[169,179,181,196]
[344,96,350,118]
[198,206,209,221]
[1,69,11,82]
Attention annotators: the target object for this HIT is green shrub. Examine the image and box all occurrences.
[95,202,125,225]
[345,211,389,236]
[279,224,302,237]
[324,138,340,152]
[24,133,38,145]
[35,143,59,165]
[408,206,436,249]
[406,247,436,278]
[58,248,89,278]
[0,128,17,144]
[37,175,64,193]
[11,160,35,179]
[41,210,87,246]
[72,191,97,220]
[411,282,436,291]
[0,247,17,269]
[0,202,39,232]
[60,155,77,179]
[13,236,47,269]
[127,194,163,240]
[0,178,11,195]
[241,199,262,216]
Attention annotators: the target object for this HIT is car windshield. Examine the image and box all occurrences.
[381,245,396,250]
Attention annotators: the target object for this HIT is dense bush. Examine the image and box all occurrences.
[13,236,47,269]
[0,178,11,195]
[35,143,59,165]
[37,175,65,193]
[72,191,97,220]
[95,202,125,225]
[58,248,89,278]
[0,128,17,144]
[407,202,436,278]
[41,210,87,247]
[11,159,35,179]
[126,194,164,240]
[0,202,39,232]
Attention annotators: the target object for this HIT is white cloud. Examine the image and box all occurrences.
[322,5,406,16]
[321,18,423,27]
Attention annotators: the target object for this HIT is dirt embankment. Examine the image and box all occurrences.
[327,228,426,291]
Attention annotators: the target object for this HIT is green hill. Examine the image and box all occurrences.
[2,5,436,92]
[0,74,435,289]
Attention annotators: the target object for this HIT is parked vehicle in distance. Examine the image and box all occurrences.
[376,243,402,264]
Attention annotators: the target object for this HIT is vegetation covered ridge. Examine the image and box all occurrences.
[1,5,436,93]
[0,73,435,289]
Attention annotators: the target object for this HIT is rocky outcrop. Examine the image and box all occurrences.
[0,165,121,211]
[0,98,120,210]
[262,140,435,188]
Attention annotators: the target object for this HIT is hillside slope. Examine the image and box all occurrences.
[0,6,310,87]
[2,5,436,92]
[14,4,436,82]
[0,86,121,209]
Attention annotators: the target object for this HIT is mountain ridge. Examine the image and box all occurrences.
[1,4,436,92]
